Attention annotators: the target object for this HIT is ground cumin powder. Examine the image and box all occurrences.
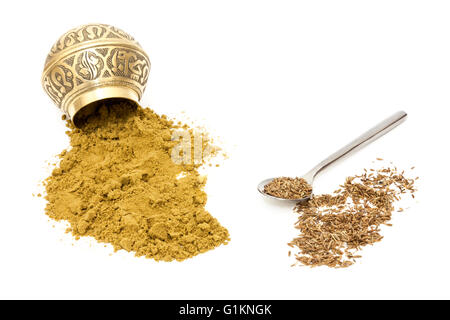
[44,101,229,261]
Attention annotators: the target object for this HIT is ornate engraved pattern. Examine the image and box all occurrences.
[75,50,104,80]
[107,48,149,85]
[42,65,74,105]
[42,24,150,115]
[45,24,139,65]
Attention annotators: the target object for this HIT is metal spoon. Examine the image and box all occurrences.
[257,111,408,202]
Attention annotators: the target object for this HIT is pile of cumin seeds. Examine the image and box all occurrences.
[264,177,312,200]
[289,164,417,268]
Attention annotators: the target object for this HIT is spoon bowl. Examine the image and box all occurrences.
[257,177,312,203]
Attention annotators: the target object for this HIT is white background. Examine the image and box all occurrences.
[0,0,449,299]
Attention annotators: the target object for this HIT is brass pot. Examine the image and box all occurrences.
[41,24,150,124]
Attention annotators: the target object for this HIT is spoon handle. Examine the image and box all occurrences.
[303,111,408,182]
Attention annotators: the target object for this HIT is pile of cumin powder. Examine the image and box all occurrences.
[43,100,229,261]
[288,164,417,268]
